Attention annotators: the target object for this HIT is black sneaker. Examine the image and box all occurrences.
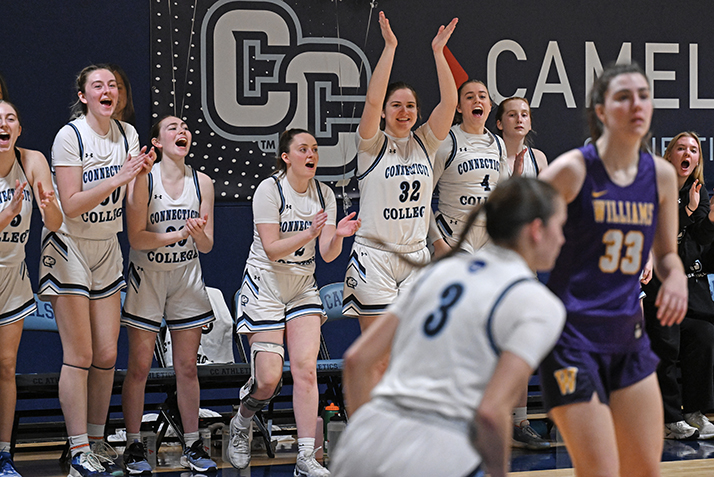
[512,421,551,450]
[179,439,216,472]
[122,442,152,475]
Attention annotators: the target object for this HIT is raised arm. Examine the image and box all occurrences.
[426,18,459,141]
[650,157,687,326]
[358,11,398,140]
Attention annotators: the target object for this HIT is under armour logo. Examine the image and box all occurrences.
[285,204,292,210]
[84,153,94,159]
[459,147,468,152]
[388,148,397,154]
[154,194,162,200]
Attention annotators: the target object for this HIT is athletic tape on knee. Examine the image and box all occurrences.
[239,342,284,411]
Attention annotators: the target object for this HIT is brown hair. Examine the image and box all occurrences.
[70,64,116,119]
[381,82,421,130]
[276,128,314,175]
[453,79,490,125]
[495,97,536,147]
[108,64,136,125]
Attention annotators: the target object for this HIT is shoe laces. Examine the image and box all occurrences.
[91,440,119,460]
[298,448,327,471]
[79,452,106,473]
[520,424,541,439]
[0,454,17,473]
[688,411,710,426]
[231,428,250,453]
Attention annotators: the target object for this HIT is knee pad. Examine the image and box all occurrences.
[239,342,284,412]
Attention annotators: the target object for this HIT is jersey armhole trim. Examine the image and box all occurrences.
[147,172,154,206]
[271,175,286,214]
[413,132,433,171]
[444,130,458,170]
[355,136,388,181]
[486,277,534,355]
[68,123,84,161]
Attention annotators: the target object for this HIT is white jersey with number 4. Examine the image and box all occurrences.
[433,125,507,221]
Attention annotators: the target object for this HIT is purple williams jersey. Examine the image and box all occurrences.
[547,143,658,353]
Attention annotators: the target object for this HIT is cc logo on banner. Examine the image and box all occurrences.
[201,0,371,180]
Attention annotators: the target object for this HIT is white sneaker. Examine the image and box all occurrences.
[664,420,700,440]
[684,411,714,439]
[228,417,251,469]
[294,449,329,477]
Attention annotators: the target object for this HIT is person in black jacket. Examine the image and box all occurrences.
[642,131,714,440]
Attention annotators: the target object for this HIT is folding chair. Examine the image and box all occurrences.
[317,283,348,411]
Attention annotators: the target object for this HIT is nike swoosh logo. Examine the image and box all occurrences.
[592,190,608,198]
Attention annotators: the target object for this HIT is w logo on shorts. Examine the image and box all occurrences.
[553,367,578,396]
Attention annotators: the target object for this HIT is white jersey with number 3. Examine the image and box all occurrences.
[371,244,566,422]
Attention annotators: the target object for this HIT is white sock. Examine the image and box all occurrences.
[233,407,254,430]
[68,434,90,457]
[0,442,10,454]
[298,437,315,456]
[87,423,105,443]
[513,407,528,427]
[127,432,141,444]
[184,431,200,449]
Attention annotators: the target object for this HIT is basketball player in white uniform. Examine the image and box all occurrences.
[333,178,567,477]
[495,97,548,178]
[0,100,62,477]
[121,116,216,474]
[342,12,458,334]
[229,129,360,477]
[38,65,152,477]
[430,80,507,256]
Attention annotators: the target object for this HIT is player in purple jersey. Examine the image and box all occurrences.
[538,63,687,477]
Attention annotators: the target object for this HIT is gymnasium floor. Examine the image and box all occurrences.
[10,431,714,476]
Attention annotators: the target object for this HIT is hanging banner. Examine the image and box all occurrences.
[151,0,714,201]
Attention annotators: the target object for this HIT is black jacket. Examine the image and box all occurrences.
[643,175,714,316]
